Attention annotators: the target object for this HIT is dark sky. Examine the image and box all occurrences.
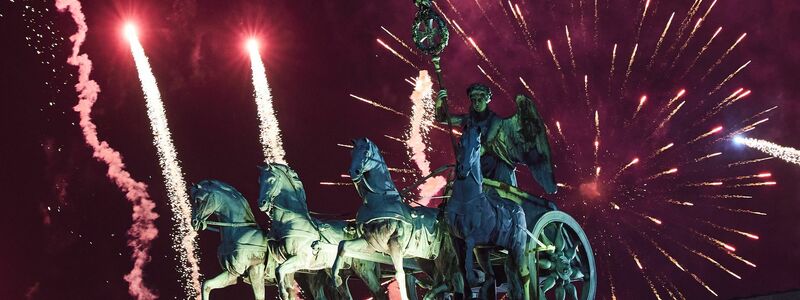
[2,0,800,299]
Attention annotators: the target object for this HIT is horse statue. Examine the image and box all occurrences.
[446,124,529,300]
[190,179,380,300]
[190,180,270,300]
[256,163,389,300]
[330,138,464,300]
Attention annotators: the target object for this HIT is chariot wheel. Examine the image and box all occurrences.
[526,211,596,300]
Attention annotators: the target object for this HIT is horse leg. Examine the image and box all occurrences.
[463,238,479,289]
[354,259,387,300]
[452,238,469,300]
[201,271,238,300]
[388,237,410,300]
[276,255,305,300]
[475,248,496,300]
[248,265,266,300]
[331,238,369,287]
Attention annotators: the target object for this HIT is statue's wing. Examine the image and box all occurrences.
[500,97,558,194]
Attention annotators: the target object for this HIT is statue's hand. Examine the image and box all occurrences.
[437,89,448,102]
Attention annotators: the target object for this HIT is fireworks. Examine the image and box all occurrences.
[125,23,201,297]
[362,1,787,298]
[734,136,800,166]
[377,38,418,69]
[58,2,160,298]
[248,39,287,165]
[405,71,446,205]
[702,33,747,81]
[647,12,675,71]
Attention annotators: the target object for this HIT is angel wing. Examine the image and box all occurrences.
[489,95,558,194]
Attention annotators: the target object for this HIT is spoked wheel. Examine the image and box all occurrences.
[527,211,596,300]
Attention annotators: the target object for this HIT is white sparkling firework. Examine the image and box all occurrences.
[405,71,446,205]
[125,24,201,297]
[734,136,800,166]
[248,39,287,164]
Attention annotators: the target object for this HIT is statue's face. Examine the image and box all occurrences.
[469,90,490,112]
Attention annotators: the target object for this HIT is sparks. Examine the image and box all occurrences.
[734,137,800,166]
[665,89,687,109]
[647,12,675,70]
[694,152,723,163]
[633,95,647,119]
[656,101,685,131]
[620,43,638,96]
[349,94,406,117]
[377,38,418,69]
[248,38,287,164]
[709,60,751,96]
[647,167,678,180]
[565,26,577,72]
[682,26,723,78]
[519,77,535,98]
[380,26,417,55]
[608,43,617,96]
[690,126,723,143]
[126,24,201,296]
[405,71,446,205]
[702,33,747,80]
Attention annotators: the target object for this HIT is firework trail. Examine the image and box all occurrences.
[733,136,800,165]
[381,26,417,55]
[608,43,617,96]
[671,18,703,69]
[708,60,750,96]
[565,26,578,73]
[681,27,722,79]
[664,89,687,111]
[620,43,638,97]
[655,101,685,131]
[124,24,201,297]
[671,0,704,51]
[248,40,287,164]
[55,2,159,298]
[689,126,723,143]
[634,0,651,44]
[632,95,647,120]
[519,77,535,98]
[513,4,536,52]
[727,156,774,168]
[468,37,504,81]
[478,65,509,96]
[377,38,419,69]
[547,40,566,82]
[405,71,446,205]
[646,12,675,71]
[701,33,747,81]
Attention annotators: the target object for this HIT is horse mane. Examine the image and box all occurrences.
[202,179,257,223]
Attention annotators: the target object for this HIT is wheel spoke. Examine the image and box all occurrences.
[565,282,578,300]
[540,274,557,293]
[554,284,566,300]
[554,223,566,253]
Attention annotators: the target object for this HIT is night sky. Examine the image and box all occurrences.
[2,0,800,299]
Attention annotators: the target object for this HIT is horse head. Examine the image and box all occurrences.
[349,138,382,181]
[190,181,221,231]
[456,124,482,181]
[257,163,304,213]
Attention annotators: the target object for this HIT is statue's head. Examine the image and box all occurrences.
[349,138,379,181]
[189,181,217,231]
[257,163,301,212]
[467,83,492,113]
